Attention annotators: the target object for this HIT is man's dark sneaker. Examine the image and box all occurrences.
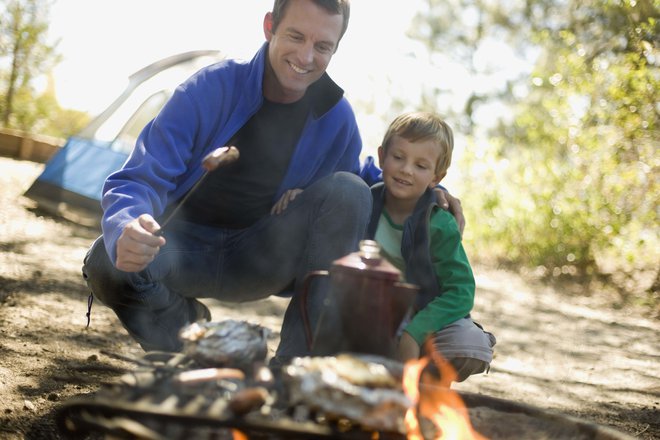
[189,298,212,322]
[267,355,289,374]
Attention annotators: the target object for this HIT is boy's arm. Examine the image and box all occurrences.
[403,210,475,346]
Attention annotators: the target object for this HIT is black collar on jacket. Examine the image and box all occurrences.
[307,72,344,118]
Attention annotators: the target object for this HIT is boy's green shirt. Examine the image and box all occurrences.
[375,207,475,346]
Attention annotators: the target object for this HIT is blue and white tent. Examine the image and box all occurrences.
[24,50,224,225]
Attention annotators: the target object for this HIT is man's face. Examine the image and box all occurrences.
[264,0,343,103]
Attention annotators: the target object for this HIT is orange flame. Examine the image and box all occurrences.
[402,347,487,440]
[232,429,248,440]
[403,356,428,440]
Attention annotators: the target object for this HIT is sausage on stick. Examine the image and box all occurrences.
[154,146,240,236]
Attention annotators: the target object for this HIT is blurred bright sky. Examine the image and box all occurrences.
[47,0,527,162]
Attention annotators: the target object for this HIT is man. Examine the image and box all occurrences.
[82,0,463,360]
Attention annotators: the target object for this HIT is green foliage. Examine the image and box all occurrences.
[0,0,85,139]
[414,0,659,299]
[42,107,90,139]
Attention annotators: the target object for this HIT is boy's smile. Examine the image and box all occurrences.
[392,176,413,186]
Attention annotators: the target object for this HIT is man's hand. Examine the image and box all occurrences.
[396,331,421,362]
[433,188,465,235]
[271,189,303,215]
[115,214,166,272]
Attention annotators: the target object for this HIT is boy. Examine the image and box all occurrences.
[366,112,495,382]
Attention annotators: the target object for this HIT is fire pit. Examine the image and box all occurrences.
[54,320,635,440]
[459,392,634,440]
[55,350,412,439]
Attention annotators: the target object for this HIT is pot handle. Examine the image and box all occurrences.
[299,270,329,351]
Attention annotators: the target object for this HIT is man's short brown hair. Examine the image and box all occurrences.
[271,0,350,44]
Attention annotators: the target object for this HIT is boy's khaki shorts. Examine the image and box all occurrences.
[421,317,497,382]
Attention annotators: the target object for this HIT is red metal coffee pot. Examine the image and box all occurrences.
[300,240,419,358]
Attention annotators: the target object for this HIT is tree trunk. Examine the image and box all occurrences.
[2,17,23,127]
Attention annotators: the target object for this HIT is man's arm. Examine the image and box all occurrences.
[100,85,211,266]
[433,188,465,235]
[271,189,304,215]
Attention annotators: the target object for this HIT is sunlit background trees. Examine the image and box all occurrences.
[0,0,657,309]
[403,0,658,308]
[0,0,88,137]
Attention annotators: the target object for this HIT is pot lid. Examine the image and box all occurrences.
[332,240,402,281]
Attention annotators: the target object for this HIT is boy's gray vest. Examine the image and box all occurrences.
[366,183,442,311]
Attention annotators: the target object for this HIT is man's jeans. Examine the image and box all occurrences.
[82,172,372,358]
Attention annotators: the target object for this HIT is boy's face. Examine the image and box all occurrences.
[263,0,343,103]
[378,135,446,203]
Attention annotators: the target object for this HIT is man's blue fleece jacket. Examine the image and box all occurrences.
[100,43,369,265]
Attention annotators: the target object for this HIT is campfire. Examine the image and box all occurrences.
[403,355,485,440]
[55,319,632,440]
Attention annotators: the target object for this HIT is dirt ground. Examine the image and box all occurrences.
[0,156,658,439]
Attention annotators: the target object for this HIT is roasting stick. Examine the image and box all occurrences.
[154,146,240,236]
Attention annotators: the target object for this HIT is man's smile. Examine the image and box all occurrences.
[288,61,310,74]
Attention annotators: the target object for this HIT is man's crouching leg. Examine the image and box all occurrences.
[276,172,373,360]
[81,236,201,352]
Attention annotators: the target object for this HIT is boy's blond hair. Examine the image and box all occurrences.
[381,112,454,176]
